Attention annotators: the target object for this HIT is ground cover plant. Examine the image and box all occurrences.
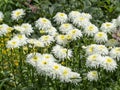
[0,0,120,90]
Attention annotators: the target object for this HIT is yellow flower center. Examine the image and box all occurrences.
[40,30,45,34]
[7,27,13,32]
[53,65,59,70]
[15,11,21,16]
[59,13,64,17]
[60,35,65,40]
[91,72,97,76]
[33,56,38,61]
[99,46,104,49]
[0,25,3,30]
[23,25,28,28]
[62,49,67,53]
[91,55,97,60]
[88,26,94,31]
[89,47,93,52]
[63,69,68,75]
[42,19,47,23]
[79,17,85,21]
[12,41,16,45]
[71,30,76,34]
[42,61,47,65]
[64,24,69,27]
[106,58,112,63]
[43,36,49,41]
[97,32,103,37]
[106,23,111,27]
[115,48,120,53]
[66,35,72,40]
[45,55,50,59]
[18,35,23,39]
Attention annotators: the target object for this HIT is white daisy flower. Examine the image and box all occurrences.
[69,72,81,84]
[39,35,54,46]
[85,44,98,55]
[59,67,72,82]
[14,23,34,35]
[33,39,44,47]
[51,63,62,79]
[68,11,81,21]
[73,16,90,27]
[84,24,98,37]
[81,12,92,20]
[35,18,52,30]
[59,23,73,34]
[94,45,108,55]
[14,25,25,32]
[6,38,20,48]
[27,38,37,45]
[42,53,56,62]
[21,23,34,35]
[52,45,72,60]
[0,24,9,36]
[87,71,98,81]
[6,26,13,33]
[0,11,4,22]
[26,53,42,67]
[55,34,68,45]
[94,32,108,43]
[67,29,82,40]
[46,26,57,36]
[53,12,68,24]
[86,54,102,68]
[37,59,53,74]
[11,9,25,20]
[100,22,116,33]
[105,39,119,47]
[100,56,117,72]
[13,34,28,46]
[110,47,120,61]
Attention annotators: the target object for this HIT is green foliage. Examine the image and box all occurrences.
[0,0,119,24]
[0,0,120,90]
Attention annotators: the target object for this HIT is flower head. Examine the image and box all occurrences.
[68,11,81,21]
[52,45,72,60]
[100,56,117,72]
[39,35,54,46]
[87,71,98,81]
[67,29,82,40]
[86,54,102,68]
[53,12,68,24]
[84,24,98,37]
[59,23,73,34]
[110,47,120,61]
[100,22,116,33]
[35,18,52,30]
[94,32,108,43]
[11,9,25,20]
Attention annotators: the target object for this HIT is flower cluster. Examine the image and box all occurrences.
[84,44,119,81]
[0,24,13,36]
[2,8,120,84]
[26,53,81,83]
